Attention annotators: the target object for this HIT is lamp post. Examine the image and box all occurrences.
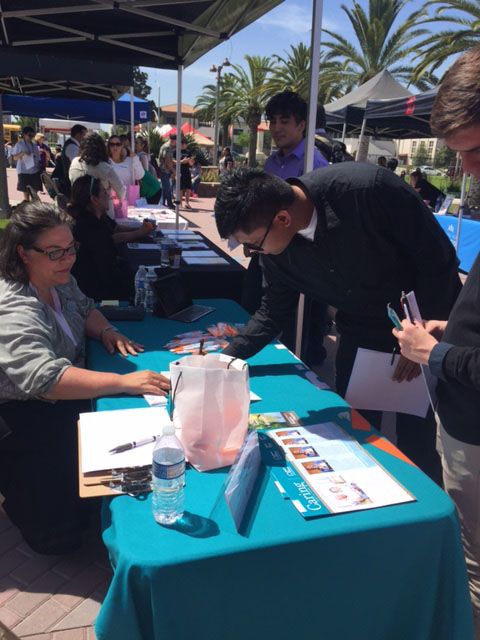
[210,57,230,164]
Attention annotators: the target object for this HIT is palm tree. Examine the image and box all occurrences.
[221,55,273,167]
[413,0,480,81]
[195,75,236,149]
[321,0,435,91]
[265,42,352,104]
[413,1,480,206]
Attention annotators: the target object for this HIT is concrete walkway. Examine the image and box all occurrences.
[0,186,338,639]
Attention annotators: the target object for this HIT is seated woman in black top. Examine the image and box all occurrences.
[69,176,152,301]
[410,169,445,208]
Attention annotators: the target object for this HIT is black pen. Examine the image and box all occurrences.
[109,435,158,454]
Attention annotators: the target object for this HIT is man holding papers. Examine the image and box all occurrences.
[215,162,461,483]
[394,44,480,638]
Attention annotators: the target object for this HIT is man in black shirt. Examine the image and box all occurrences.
[215,163,461,482]
[393,44,480,636]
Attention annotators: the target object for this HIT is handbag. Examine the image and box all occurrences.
[139,170,161,199]
[126,184,140,206]
[169,354,250,471]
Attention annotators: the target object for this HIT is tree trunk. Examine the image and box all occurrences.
[356,135,370,162]
[467,176,480,209]
[247,119,260,168]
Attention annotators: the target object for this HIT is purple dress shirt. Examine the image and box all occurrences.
[264,138,328,179]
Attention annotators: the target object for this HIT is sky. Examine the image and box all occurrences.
[142,0,450,108]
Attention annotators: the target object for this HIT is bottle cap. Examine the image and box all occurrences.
[162,424,175,436]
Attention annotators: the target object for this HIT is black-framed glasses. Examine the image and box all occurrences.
[242,212,277,253]
[30,241,80,261]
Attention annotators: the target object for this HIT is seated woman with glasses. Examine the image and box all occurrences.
[0,202,169,554]
[69,132,125,217]
[68,175,153,301]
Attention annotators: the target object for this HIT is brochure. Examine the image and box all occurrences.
[259,420,415,518]
[249,411,301,431]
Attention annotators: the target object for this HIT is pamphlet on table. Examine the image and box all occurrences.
[255,412,414,518]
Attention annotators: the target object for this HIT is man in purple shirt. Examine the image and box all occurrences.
[265,92,328,177]
[242,91,329,364]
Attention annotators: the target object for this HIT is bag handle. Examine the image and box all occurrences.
[226,356,248,370]
[169,368,183,421]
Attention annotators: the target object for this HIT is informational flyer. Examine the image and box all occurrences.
[261,422,415,517]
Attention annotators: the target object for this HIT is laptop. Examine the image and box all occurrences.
[152,272,215,323]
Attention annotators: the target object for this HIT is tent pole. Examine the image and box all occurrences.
[295,0,323,359]
[455,171,469,251]
[129,86,135,150]
[0,94,10,219]
[341,121,347,143]
[175,64,183,230]
[112,100,116,131]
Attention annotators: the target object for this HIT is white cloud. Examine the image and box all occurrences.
[258,2,340,35]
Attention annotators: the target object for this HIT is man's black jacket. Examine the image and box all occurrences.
[225,162,461,359]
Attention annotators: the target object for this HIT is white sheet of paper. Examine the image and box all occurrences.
[345,348,430,418]
[177,242,209,249]
[181,250,218,258]
[79,407,172,472]
[183,257,228,265]
[127,243,160,250]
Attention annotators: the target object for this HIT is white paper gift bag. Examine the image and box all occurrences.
[169,354,250,471]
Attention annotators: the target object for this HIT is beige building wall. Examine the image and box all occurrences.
[396,138,445,166]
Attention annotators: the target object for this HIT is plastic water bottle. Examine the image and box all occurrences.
[134,265,147,307]
[152,424,185,525]
[144,273,156,313]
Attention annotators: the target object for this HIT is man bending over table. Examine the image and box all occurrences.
[214,162,462,484]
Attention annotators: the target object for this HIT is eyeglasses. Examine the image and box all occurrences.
[242,212,277,253]
[109,142,122,147]
[30,241,80,261]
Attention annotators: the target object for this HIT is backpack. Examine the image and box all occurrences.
[51,138,77,196]
[315,134,353,164]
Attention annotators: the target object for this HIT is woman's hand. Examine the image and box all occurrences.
[392,319,438,365]
[101,330,145,357]
[119,370,170,396]
[136,219,155,239]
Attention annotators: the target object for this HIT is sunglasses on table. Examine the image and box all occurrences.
[29,241,80,261]
[242,212,277,253]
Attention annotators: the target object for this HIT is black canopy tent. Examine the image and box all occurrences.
[362,89,437,139]
[324,70,412,140]
[0,0,283,219]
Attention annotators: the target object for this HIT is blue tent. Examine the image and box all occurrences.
[2,92,150,124]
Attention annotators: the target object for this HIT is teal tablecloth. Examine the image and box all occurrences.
[435,213,480,272]
[91,300,473,640]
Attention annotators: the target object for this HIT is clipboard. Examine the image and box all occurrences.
[77,422,152,498]
[78,423,127,497]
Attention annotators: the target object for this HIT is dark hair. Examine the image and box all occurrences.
[22,126,35,136]
[0,201,73,284]
[431,45,480,137]
[67,175,102,219]
[214,167,295,238]
[265,91,308,127]
[79,132,108,166]
[387,157,398,171]
[411,168,423,178]
[71,124,87,138]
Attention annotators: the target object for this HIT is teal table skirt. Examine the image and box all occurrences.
[89,300,473,640]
